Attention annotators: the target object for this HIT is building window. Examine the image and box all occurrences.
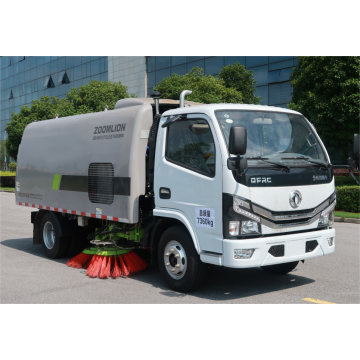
[269,82,292,105]
[205,57,224,76]
[246,56,268,68]
[267,70,280,84]
[278,68,293,82]
[156,56,171,71]
[58,71,70,85]
[9,89,14,99]
[43,76,55,89]
[267,68,293,84]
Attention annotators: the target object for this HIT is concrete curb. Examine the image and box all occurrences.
[334,217,360,224]
[0,190,15,193]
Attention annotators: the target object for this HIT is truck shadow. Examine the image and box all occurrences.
[132,265,315,302]
[1,237,70,265]
[1,238,315,302]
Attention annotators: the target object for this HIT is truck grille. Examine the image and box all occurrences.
[306,240,318,253]
[88,163,114,205]
[268,245,284,257]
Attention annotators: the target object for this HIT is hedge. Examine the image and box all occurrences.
[0,171,16,187]
[335,186,360,213]
[0,176,15,187]
[334,175,360,187]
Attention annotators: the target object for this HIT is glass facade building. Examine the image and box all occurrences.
[146,56,298,107]
[0,56,108,141]
[0,55,346,164]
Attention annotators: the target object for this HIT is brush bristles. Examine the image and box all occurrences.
[66,253,93,269]
[119,256,130,277]
[123,252,148,273]
[87,255,103,278]
[73,251,149,279]
[112,256,122,278]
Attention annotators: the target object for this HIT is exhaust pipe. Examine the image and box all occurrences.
[179,90,192,108]
[150,91,161,115]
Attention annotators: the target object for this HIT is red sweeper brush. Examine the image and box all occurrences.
[66,247,147,279]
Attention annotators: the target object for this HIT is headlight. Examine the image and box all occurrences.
[241,220,260,235]
[318,199,336,227]
[232,197,261,236]
[233,197,260,222]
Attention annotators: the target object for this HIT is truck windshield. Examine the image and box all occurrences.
[215,110,327,166]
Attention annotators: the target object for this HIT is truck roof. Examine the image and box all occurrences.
[162,103,302,117]
[114,97,202,110]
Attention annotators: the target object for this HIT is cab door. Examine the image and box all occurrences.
[155,113,223,254]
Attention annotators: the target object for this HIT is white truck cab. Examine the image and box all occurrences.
[152,98,335,290]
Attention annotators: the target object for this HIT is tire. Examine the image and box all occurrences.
[261,261,299,275]
[40,212,69,259]
[158,225,207,292]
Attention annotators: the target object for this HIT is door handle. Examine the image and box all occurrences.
[159,187,171,199]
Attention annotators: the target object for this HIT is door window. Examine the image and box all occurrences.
[166,118,215,177]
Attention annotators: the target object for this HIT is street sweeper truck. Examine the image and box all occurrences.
[15,90,336,292]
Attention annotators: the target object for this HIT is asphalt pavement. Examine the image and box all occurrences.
[1,192,359,304]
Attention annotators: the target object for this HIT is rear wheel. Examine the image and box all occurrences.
[40,212,69,259]
[261,261,299,275]
[158,225,207,293]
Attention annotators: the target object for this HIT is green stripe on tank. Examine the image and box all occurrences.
[52,174,61,190]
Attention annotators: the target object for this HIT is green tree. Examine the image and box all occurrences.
[218,62,261,104]
[5,80,134,159]
[154,67,244,104]
[58,79,136,117]
[0,140,8,168]
[8,162,17,172]
[288,56,360,156]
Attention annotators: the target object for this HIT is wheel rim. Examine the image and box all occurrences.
[164,240,187,280]
[43,221,55,249]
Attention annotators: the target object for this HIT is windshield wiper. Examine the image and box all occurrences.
[247,156,290,171]
[281,156,327,170]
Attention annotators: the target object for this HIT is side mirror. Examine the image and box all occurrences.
[227,156,248,175]
[229,126,247,155]
[353,134,360,157]
[227,155,248,176]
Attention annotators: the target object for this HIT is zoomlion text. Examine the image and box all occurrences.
[93,123,126,140]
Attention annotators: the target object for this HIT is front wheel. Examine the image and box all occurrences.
[261,261,299,275]
[158,226,207,292]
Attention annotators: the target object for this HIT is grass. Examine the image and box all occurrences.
[334,175,359,187]
[334,211,360,219]
[0,171,16,176]
[0,187,15,191]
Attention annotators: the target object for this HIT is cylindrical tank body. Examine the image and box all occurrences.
[15,101,153,223]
